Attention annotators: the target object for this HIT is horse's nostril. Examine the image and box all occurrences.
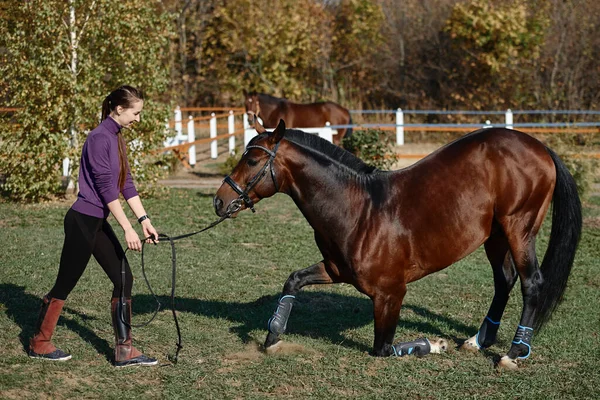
[214,196,223,210]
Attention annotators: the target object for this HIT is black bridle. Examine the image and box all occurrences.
[223,141,280,213]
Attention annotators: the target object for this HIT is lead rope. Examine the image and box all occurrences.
[120,212,234,364]
[120,142,279,364]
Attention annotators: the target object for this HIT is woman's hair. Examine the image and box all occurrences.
[101,85,144,190]
[101,85,144,120]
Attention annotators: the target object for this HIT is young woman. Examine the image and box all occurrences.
[29,85,160,367]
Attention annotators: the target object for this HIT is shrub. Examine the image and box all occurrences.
[342,129,398,170]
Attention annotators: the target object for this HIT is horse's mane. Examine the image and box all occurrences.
[256,93,285,104]
[283,129,377,176]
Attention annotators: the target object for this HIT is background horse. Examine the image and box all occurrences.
[214,120,581,369]
[243,90,353,147]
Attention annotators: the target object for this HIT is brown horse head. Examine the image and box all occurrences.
[243,90,261,121]
[214,119,285,217]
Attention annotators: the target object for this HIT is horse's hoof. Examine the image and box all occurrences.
[497,355,519,370]
[460,335,480,353]
[429,339,448,354]
[265,340,284,355]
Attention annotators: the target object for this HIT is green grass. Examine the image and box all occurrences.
[1,190,599,399]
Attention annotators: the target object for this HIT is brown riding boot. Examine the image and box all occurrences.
[111,298,157,367]
[29,295,72,361]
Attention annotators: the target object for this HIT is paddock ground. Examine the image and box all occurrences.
[1,184,599,399]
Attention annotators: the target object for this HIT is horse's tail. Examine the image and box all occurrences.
[534,148,582,331]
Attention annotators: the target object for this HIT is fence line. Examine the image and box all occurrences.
[157,107,600,170]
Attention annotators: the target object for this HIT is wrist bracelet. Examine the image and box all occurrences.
[137,215,149,224]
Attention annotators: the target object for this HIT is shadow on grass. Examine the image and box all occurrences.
[1,283,478,358]
[0,283,113,362]
[131,290,476,353]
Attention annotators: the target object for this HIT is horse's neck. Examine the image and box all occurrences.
[282,152,367,234]
[259,96,284,122]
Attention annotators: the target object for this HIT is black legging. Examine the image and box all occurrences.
[49,208,133,300]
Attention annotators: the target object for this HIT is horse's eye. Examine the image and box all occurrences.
[247,159,258,167]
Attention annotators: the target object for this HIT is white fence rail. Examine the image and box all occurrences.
[155,108,600,171]
[60,108,600,176]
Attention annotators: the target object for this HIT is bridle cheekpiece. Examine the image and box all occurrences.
[223,141,280,214]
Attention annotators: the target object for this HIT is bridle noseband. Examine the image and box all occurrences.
[223,141,280,213]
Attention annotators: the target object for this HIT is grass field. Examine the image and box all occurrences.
[1,189,599,399]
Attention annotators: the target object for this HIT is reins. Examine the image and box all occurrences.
[119,213,232,364]
[119,141,280,365]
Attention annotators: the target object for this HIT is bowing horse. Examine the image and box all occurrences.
[214,120,581,369]
[243,90,353,147]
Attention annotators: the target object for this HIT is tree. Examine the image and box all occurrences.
[0,0,174,201]
[443,0,549,109]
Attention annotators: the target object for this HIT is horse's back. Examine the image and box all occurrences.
[382,128,556,273]
[287,101,350,126]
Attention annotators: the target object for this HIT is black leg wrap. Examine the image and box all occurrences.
[510,325,533,359]
[476,316,501,349]
[392,338,431,357]
[268,295,295,335]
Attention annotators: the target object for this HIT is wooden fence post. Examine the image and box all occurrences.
[187,115,196,166]
[505,109,513,130]
[210,112,218,159]
[228,110,236,155]
[396,108,404,145]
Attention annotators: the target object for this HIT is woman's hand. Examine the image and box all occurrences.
[124,227,142,252]
[141,219,159,244]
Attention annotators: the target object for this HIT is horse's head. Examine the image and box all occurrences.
[214,119,285,218]
[243,90,261,121]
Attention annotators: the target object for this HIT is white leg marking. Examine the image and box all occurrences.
[460,335,481,353]
[429,339,448,354]
[498,355,519,370]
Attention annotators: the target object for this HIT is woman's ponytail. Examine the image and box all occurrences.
[101,94,112,121]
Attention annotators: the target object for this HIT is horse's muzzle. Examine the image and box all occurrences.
[213,195,244,218]
[213,196,224,216]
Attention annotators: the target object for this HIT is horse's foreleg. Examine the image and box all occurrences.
[371,286,406,357]
[264,261,335,350]
[463,231,518,352]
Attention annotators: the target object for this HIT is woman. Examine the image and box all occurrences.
[29,85,159,367]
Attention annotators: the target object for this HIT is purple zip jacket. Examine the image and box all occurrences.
[71,117,138,218]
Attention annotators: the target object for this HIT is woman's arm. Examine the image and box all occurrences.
[126,195,159,244]
[107,199,143,251]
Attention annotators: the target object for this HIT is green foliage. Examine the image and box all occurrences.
[199,0,384,103]
[562,156,598,201]
[202,0,331,100]
[329,0,385,99]
[342,129,398,170]
[443,0,550,109]
[0,0,175,201]
[445,0,547,72]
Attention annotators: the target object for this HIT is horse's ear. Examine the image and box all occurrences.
[269,119,285,143]
[253,116,267,134]
[243,89,248,97]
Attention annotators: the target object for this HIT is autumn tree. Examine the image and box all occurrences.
[0,0,174,201]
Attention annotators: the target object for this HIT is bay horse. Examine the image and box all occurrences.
[213,120,582,369]
[243,90,353,147]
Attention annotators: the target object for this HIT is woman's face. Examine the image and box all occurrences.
[113,100,144,128]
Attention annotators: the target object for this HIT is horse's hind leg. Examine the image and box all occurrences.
[462,230,518,352]
[498,236,542,369]
[264,261,336,350]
